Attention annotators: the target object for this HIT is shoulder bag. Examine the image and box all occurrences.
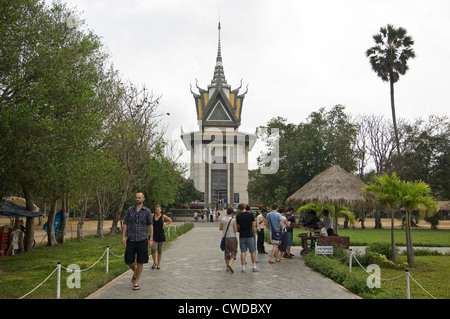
[268,213,283,241]
[220,218,233,251]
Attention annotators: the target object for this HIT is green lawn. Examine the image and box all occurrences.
[291,228,450,247]
[0,223,193,299]
[305,252,450,299]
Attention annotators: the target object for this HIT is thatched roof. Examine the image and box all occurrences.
[285,165,369,206]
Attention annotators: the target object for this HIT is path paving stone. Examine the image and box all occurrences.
[88,222,358,299]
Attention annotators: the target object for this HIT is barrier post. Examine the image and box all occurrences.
[349,249,353,273]
[56,262,61,299]
[405,269,410,299]
[106,246,109,275]
[167,226,171,238]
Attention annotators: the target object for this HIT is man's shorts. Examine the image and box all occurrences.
[287,232,293,246]
[239,237,256,253]
[124,239,149,265]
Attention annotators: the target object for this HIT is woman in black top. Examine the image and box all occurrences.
[151,205,172,269]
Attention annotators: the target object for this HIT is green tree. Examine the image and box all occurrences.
[248,106,358,206]
[366,24,416,155]
[393,115,450,200]
[0,0,113,248]
[364,174,437,267]
[364,173,401,263]
[397,179,437,267]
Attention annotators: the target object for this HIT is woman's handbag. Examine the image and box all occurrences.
[220,218,233,251]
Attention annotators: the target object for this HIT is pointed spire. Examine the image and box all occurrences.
[217,21,222,64]
[209,21,229,89]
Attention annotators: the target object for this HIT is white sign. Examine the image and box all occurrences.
[315,245,334,255]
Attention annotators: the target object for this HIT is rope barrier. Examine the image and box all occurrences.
[18,266,58,299]
[17,223,187,299]
[315,247,437,299]
[17,245,125,299]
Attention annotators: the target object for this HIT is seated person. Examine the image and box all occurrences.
[302,210,321,233]
[316,222,328,237]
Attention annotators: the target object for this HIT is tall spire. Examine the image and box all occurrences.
[217,21,222,64]
[209,21,229,88]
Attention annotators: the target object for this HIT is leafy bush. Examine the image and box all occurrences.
[304,253,376,296]
[366,242,396,260]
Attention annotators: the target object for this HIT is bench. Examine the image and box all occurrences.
[317,236,350,249]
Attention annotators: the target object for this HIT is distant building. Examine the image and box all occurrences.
[181,23,256,207]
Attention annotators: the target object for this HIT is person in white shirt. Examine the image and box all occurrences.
[317,222,328,237]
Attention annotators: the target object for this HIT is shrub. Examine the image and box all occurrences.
[304,253,376,296]
[366,242,396,260]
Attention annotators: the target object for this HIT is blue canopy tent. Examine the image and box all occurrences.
[0,199,43,219]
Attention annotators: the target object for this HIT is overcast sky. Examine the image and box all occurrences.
[56,0,449,169]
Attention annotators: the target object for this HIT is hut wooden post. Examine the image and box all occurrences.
[334,202,339,235]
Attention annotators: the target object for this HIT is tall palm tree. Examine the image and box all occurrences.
[364,173,401,263]
[366,24,416,155]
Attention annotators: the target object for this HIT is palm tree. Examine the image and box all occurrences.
[365,174,437,267]
[366,24,416,155]
[396,180,437,267]
[364,173,401,263]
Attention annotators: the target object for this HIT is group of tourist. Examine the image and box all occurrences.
[219,203,333,272]
[121,192,333,290]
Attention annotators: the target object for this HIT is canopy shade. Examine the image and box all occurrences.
[286,165,369,206]
[0,197,43,218]
[285,165,371,235]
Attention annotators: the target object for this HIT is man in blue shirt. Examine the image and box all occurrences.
[265,204,283,263]
[122,192,153,290]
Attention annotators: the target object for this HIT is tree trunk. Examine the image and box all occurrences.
[405,211,415,267]
[110,164,132,236]
[47,199,58,246]
[389,75,401,156]
[77,195,88,239]
[391,210,397,263]
[374,208,383,229]
[343,215,349,229]
[96,190,104,239]
[360,209,366,229]
[22,185,35,252]
[57,197,69,244]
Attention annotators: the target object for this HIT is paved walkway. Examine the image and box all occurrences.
[88,222,358,299]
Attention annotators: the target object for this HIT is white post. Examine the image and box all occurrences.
[56,261,61,299]
[349,249,353,273]
[405,269,410,299]
[167,226,171,238]
[106,246,109,275]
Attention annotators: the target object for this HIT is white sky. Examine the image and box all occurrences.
[55,0,450,169]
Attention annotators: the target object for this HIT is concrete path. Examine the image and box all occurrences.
[88,222,358,299]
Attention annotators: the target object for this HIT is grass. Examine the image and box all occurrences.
[305,250,450,299]
[291,228,450,247]
[0,223,194,299]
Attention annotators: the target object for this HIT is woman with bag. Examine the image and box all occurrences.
[219,207,238,273]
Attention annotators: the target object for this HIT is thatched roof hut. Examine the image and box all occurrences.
[285,165,369,234]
